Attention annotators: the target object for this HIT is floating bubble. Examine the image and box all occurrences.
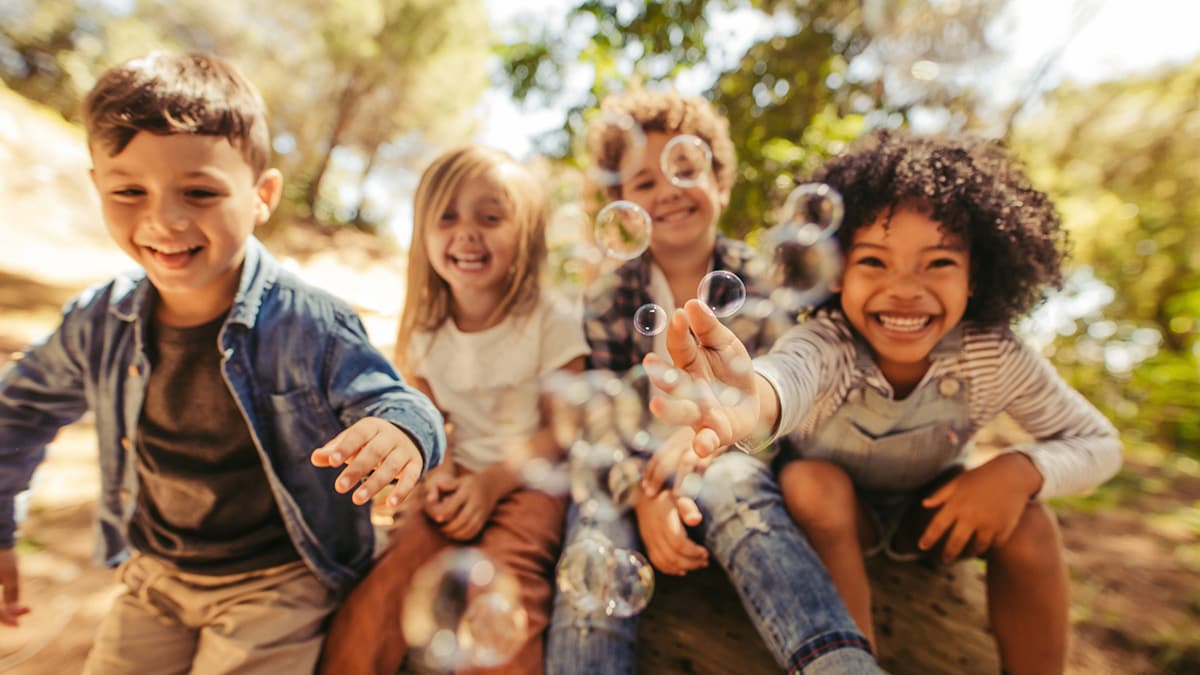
[568,442,627,522]
[782,183,844,240]
[556,532,614,615]
[660,134,712,188]
[610,366,673,453]
[542,371,593,450]
[403,548,527,671]
[606,455,646,509]
[697,270,746,318]
[761,221,843,314]
[556,532,655,617]
[580,110,648,187]
[594,200,653,260]
[633,303,668,336]
[520,456,570,496]
[605,548,655,617]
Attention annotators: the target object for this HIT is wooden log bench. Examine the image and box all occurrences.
[635,556,998,674]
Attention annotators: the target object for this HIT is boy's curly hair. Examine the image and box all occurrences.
[588,88,736,199]
[83,52,271,176]
[813,128,1067,325]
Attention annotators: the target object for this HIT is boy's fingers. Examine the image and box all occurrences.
[353,450,418,505]
[334,429,392,493]
[642,453,670,496]
[389,463,422,507]
[675,495,704,527]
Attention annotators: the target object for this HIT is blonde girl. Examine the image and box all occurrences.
[320,145,589,675]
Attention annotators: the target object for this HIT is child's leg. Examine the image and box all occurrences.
[317,488,454,675]
[544,500,640,675]
[779,459,876,648]
[185,560,334,674]
[473,488,568,675]
[83,554,198,675]
[986,501,1069,675]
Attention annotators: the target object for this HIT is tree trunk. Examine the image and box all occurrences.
[305,74,365,218]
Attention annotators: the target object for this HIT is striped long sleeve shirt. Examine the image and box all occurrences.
[755,311,1123,500]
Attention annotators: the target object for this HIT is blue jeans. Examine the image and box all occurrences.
[545,452,879,674]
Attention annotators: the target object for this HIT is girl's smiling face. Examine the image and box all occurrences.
[835,204,971,390]
[425,172,520,307]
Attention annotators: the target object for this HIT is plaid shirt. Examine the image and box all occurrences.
[583,235,793,371]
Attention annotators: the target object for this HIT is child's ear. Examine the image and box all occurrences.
[254,169,284,226]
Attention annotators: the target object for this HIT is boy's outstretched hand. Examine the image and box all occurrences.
[643,300,762,457]
[918,453,1045,562]
[1,548,31,627]
[312,417,425,507]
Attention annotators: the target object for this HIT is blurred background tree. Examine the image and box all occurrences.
[0,0,490,233]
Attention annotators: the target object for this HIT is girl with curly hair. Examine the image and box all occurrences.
[644,129,1122,675]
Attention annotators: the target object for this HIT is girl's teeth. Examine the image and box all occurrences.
[878,315,930,332]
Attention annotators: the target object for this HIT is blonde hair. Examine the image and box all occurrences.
[395,145,548,374]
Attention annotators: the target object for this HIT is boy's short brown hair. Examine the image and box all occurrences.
[83,52,271,177]
[589,88,736,198]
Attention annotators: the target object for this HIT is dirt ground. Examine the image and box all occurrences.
[1,85,1198,674]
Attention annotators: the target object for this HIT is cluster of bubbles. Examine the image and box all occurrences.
[403,115,848,670]
[579,111,848,337]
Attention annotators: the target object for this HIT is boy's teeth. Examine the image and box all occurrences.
[878,314,930,332]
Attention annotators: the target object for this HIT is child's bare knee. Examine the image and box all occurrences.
[993,502,1062,569]
[780,460,856,531]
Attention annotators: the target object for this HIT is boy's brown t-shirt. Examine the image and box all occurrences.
[127,312,300,575]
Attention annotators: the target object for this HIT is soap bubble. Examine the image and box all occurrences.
[403,548,527,671]
[697,270,746,318]
[633,303,668,336]
[594,200,652,261]
[660,134,712,188]
[556,532,655,618]
[782,183,844,240]
[579,110,647,187]
[760,220,843,314]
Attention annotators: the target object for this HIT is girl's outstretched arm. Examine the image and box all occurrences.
[644,299,780,456]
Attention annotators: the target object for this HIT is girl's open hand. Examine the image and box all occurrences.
[644,300,761,457]
[918,453,1045,562]
[311,417,425,507]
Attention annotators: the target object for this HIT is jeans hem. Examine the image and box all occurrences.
[787,630,875,673]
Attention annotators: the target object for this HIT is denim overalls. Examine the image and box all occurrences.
[799,331,971,558]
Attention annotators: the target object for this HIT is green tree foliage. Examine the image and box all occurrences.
[0,0,491,231]
[497,0,1003,238]
[1015,58,1200,456]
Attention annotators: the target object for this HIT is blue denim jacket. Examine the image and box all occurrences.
[0,237,445,595]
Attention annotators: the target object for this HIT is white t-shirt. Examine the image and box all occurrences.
[408,292,590,472]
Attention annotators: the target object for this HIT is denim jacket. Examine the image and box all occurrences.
[0,237,445,595]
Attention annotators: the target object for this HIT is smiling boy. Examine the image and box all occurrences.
[0,52,446,673]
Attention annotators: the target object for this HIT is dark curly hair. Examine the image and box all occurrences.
[812,128,1067,326]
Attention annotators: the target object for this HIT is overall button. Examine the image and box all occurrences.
[938,377,961,397]
[120,437,132,450]
[127,364,139,377]
[846,387,865,404]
